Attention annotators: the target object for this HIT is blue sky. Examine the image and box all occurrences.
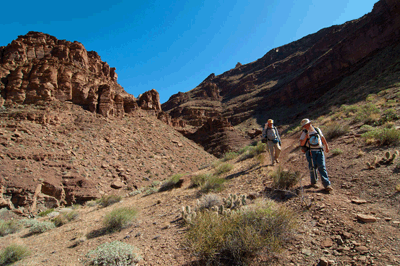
[1,0,378,103]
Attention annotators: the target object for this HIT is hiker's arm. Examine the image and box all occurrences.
[299,131,308,146]
[322,136,330,153]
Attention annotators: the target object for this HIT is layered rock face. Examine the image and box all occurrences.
[163,0,400,155]
[0,32,161,117]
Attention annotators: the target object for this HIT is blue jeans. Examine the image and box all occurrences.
[305,150,331,188]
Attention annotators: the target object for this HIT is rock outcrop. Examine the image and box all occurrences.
[0,31,164,117]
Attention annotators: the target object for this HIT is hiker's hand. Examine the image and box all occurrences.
[325,146,330,153]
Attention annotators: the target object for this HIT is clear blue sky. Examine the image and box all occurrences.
[1,0,378,103]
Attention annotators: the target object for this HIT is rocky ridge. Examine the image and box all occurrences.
[162,0,400,156]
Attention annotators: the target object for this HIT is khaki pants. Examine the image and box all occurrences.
[267,141,281,164]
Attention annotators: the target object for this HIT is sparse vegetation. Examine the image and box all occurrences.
[103,207,138,233]
[184,200,297,265]
[270,166,300,190]
[238,142,266,160]
[197,194,222,211]
[322,122,350,140]
[0,244,31,265]
[331,148,343,156]
[362,128,400,146]
[214,163,233,176]
[29,220,55,235]
[38,208,55,217]
[85,241,141,266]
[0,219,22,236]
[200,176,226,194]
[98,195,122,207]
[53,211,79,227]
[159,174,184,192]
[222,151,239,162]
[190,173,212,188]
[352,103,380,124]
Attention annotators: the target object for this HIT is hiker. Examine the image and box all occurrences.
[299,118,333,191]
[262,119,281,166]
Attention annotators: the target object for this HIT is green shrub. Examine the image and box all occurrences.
[0,219,22,237]
[184,200,297,265]
[352,103,380,124]
[98,195,122,207]
[159,174,183,192]
[29,220,55,235]
[341,104,360,116]
[239,142,266,160]
[190,173,213,188]
[103,207,138,233]
[38,208,55,217]
[378,108,399,125]
[359,124,374,134]
[85,241,141,266]
[214,163,233,176]
[0,244,30,265]
[331,148,343,156]
[322,123,350,140]
[222,152,239,162]
[200,177,226,194]
[53,211,79,227]
[270,166,300,190]
[362,128,400,146]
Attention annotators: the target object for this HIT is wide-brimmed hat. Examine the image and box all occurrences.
[301,118,311,127]
[267,119,274,124]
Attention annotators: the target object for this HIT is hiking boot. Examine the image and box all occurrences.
[310,183,319,189]
[325,185,333,192]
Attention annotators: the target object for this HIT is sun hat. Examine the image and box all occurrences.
[301,118,311,127]
[267,119,274,124]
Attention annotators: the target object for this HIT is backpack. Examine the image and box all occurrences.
[263,126,280,144]
[301,127,322,152]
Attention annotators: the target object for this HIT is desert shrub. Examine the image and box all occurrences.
[341,104,360,116]
[190,173,213,188]
[159,174,183,192]
[378,108,399,125]
[200,177,226,194]
[29,220,55,235]
[352,103,380,124]
[184,200,297,265]
[197,194,222,211]
[214,163,233,176]
[38,208,55,217]
[98,195,122,207]
[144,186,158,195]
[53,211,79,227]
[359,124,374,134]
[103,207,138,233]
[0,244,31,265]
[331,148,343,156]
[238,145,251,154]
[322,123,350,140]
[270,166,300,190]
[222,151,239,162]
[239,142,266,160]
[362,128,400,146]
[86,200,98,207]
[0,219,22,236]
[85,241,141,266]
